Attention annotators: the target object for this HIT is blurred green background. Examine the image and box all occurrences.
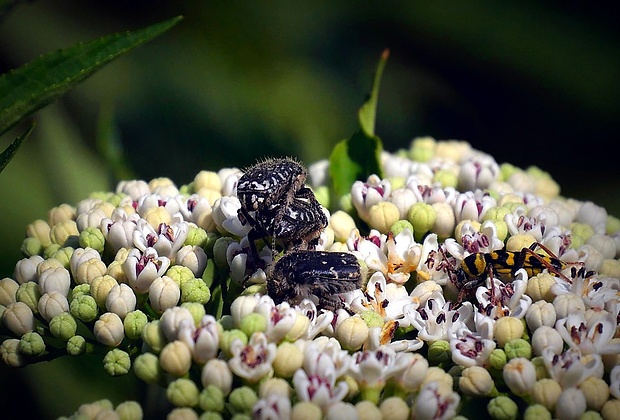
[0,1,618,418]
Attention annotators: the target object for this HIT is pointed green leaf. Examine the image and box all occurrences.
[358,48,390,136]
[328,50,388,206]
[0,121,34,173]
[0,15,183,137]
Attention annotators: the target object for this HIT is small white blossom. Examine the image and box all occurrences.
[212,196,251,237]
[178,314,220,364]
[351,175,391,222]
[228,332,276,383]
[123,247,170,294]
[412,381,460,420]
[555,310,620,355]
[449,327,496,367]
[543,347,603,388]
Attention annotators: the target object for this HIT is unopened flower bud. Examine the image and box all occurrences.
[106,283,137,319]
[159,306,194,341]
[199,384,225,412]
[487,395,518,420]
[526,273,557,302]
[428,339,451,365]
[21,237,43,257]
[0,277,19,305]
[79,227,106,253]
[525,300,557,331]
[494,317,524,348]
[15,282,41,313]
[75,258,108,286]
[201,358,233,396]
[460,365,496,396]
[291,401,322,420]
[160,340,192,376]
[580,376,609,412]
[38,291,69,322]
[531,326,563,356]
[115,400,143,420]
[601,399,620,420]
[19,331,46,357]
[504,339,532,360]
[3,301,34,336]
[94,312,125,346]
[26,219,52,247]
[14,255,43,284]
[50,219,79,246]
[503,357,536,396]
[553,293,585,319]
[326,402,358,420]
[141,320,166,353]
[228,386,258,416]
[408,202,437,242]
[49,312,78,341]
[336,315,369,351]
[431,201,456,240]
[180,278,211,305]
[230,295,259,327]
[531,378,562,410]
[103,348,131,376]
[330,210,357,243]
[167,378,200,408]
[489,348,507,371]
[176,245,208,278]
[166,265,195,288]
[523,404,551,420]
[180,302,206,325]
[600,258,620,277]
[555,387,586,420]
[272,341,303,379]
[123,310,148,340]
[379,396,409,420]
[355,400,382,420]
[149,276,181,314]
[368,201,400,234]
[91,275,119,308]
[133,352,164,384]
[70,294,98,322]
[67,335,88,356]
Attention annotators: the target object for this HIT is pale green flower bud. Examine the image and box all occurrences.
[21,237,43,257]
[123,310,148,340]
[94,312,125,346]
[106,283,136,319]
[556,387,587,420]
[79,227,106,254]
[194,170,222,191]
[219,329,248,357]
[133,352,164,384]
[408,202,437,242]
[52,247,73,269]
[201,358,233,395]
[531,356,548,380]
[160,340,192,376]
[489,348,507,371]
[433,168,458,189]
[421,366,454,395]
[502,357,536,396]
[181,278,211,305]
[291,401,322,420]
[431,201,456,240]
[409,136,436,162]
[336,315,369,351]
[149,275,181,314]
[531,378,562,410]
[43,243,61,260]
[379,396,409,420]
[494,316,524,348]
[199,384,225,412]
[460,365,496,397]
[601,399,620,420]
[326,402,357,420]
[531,325,563,356]
[487,395,518,420]
[26,219,52,247]
[67,335,88,356]
[185,226,209,248]
[167,378,200,408]
[258,377,291,399]
[553,293,585,319]
[600,258,620,277]
[115,400,143,420]
[523,404,551,420]
[212,237,235,269]
[103,348,131,376]
[0,277,19,305]
[571,222,595,244]
[75,258,108,286]
[525,299,557,331]
[70,283,90,300]
[167,407,198,420]
[19,331,45,357]
[38,291,69,322]
[49,312,78,341]
[107,261,126,285]
[355,400,382,420]
[580,376,609,412]
[239,312,267,337]
[3,301,34,336]
[175,247,207,280]
[50,219,79,246]
[91,275,119,308]
[330,210,357,242]
[141,320,166,353]
[368,201,400,234]
[14,255,43,284]
[230,295,259,327]
[38,266,71,297]
[166,265,196,288]
[75,399,115,418]
[428,339,451,365]
[0,338,25,367]
[504,339,532,360]
[272,341,303,379]
[70,294,98,322]
[181,302,206,325]
[228,386,258,415]
[15,282,41,313]
[390,220,414,237]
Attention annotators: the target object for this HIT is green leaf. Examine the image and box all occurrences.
[328,49,389,206]
[0,121,34,173]
[0,15,183,137]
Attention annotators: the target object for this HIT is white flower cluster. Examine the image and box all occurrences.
[1,137,619,419]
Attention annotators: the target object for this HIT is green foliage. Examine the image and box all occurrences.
[0,15,182,168]
[328,49,388,209]
[0,121,33,173]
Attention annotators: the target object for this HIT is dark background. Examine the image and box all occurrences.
[0,1,618,418]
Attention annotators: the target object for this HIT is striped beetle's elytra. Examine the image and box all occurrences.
[266,250,362,311]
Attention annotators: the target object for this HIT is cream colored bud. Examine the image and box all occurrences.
[494,316,525,348]
[525,272,557,302]
[2,301,34,336]
[460,365,495,396]
[531,378,562,411]
[91,275,119,308]
[143,207,172,230]
[272,341,304,378]
[74,258,108,286]
[26,219,52,247]
[201,358,233,395]
[379,396,409,420]
[291,401,322,420]
[505,233,536,252]
[160,340,192,377]
[106,283,137,319]
[555,387,586,420]
[503,358,537,396]
[330,211,357,242]
[355,400,382,420]
[531,326,563,356]
[38,291,70,322]
[431,201,456,240]
[38,266,71,296]
[336,315,369,351]
[580,376,609,412]
[149,276,181,314]
[0,277,19,306]
[553,293,585,319]
[368,201,400,234]
[258,377,291,399]
[94,312,125,347]
[525,300,557,331]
